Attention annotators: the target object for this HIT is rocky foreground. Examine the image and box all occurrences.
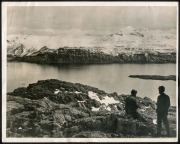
[7,79,176,138]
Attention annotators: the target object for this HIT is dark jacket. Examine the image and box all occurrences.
[125,95,139,115]
[156,93,170,114]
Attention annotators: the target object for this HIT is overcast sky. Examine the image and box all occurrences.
[7,6,177,35]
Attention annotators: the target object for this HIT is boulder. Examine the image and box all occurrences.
[117,118,137,135]
[92,99,101,108]
[7,101,24,115]
[9,87,26,96]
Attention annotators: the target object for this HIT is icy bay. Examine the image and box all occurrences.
[7,62,176,106]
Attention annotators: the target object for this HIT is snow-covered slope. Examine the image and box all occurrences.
[7,27,177,56]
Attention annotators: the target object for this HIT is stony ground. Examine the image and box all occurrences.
[6,79,176,138]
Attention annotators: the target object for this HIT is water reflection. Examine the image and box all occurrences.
[7,62,176,106]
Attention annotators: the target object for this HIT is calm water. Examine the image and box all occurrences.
[7,62,176,106]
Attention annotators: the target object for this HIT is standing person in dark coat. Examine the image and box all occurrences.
[156,86,170,137]
[125,89,139,119]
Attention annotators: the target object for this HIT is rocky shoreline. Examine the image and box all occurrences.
[7,79,176,138]
[7,47,176,64]
[129,75,176,81]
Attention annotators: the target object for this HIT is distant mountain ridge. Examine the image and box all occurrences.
[7,27,176,64]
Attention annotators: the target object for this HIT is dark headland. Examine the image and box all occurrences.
[129,75,176,81]
[7,79,176,138]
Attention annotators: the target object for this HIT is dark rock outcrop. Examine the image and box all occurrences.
[129,75,176,81]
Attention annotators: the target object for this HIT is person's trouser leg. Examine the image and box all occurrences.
[132,112,138,119]
[162,114,170,136]
[157,113,162,136]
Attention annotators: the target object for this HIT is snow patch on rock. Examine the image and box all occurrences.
[153,119,157,125]
[74,91,82,94]
[54,89,61,94]
[88,91,120,111]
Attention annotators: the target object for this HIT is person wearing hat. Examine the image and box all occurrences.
[156,86,170,137]
[125,89,139,119]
